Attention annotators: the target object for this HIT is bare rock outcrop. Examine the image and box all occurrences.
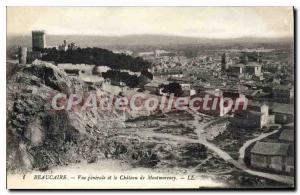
[7,60,124,172]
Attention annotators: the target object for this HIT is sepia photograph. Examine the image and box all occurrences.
[6,6,295,189]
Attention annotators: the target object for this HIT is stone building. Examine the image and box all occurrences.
[244,62,262,77]
[250,141,294,174]
[230,102,269,129]
[269,103,294,124]
[279,129,294,143]
[272,85,294,104]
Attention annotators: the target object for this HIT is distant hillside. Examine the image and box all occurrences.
[7,34,293,50]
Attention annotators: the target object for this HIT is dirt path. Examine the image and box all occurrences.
[146,111,294,186]
[238,128,281,160]
[135,129,294,186]
[135,130,233,161]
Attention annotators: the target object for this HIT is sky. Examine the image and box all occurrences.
[7,7,294,38]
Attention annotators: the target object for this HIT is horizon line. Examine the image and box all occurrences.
[7,33,293,40]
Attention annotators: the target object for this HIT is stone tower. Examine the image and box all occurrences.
[18,47,27,65]
[32,30,46,51]
[221,53,229,71]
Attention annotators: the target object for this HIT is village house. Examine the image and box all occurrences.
[279,129,294,143]
[144,80,168,95]
[226,61,263,78]
[57,63,107,85]
[102,81,127,95]
[269,103,294,124]
[182,88,196,97]
[144,82,160,94]
[244,62,262,77]
[180,83,196,96]
[222,91,248,113]
[250,141,294,174]
[57,63,95,76]
[230,102,269,129]
[191,90,233,117]
[272,85,294,104]
[227,64,244,76]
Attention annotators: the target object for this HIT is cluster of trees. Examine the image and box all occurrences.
[161,82,183,97]
[42,47,151,72]
[103,70,152,88]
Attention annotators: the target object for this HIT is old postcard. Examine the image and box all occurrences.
[6,7,295,189]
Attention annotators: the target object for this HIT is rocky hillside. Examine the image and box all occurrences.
[6,60,209,173]
[6,60,125,172]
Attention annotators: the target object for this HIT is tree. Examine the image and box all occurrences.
[162,82,183,97]
[141,69,153,80]
[42,47,151,72]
